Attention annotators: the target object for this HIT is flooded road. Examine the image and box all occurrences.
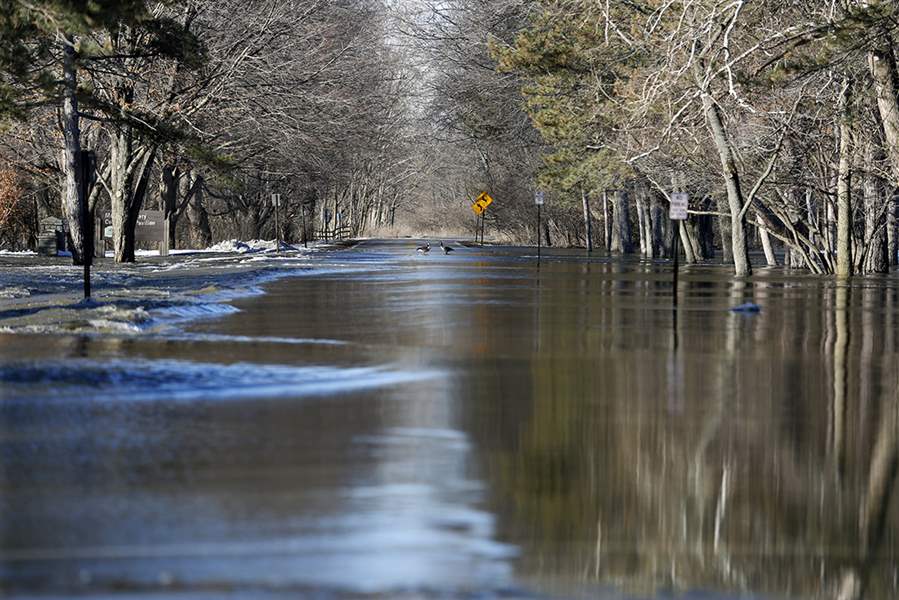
[2,239,899,598]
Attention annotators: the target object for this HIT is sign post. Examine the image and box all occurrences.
[535,190,545,266]
[79,150,97,300]
[471,192,494,245]
[272,193,282,253]
[301,203,308,248]
[669,192,689,308]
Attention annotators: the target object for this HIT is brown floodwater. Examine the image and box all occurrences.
[1,239,898,599]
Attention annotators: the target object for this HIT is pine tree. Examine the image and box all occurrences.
[0,1,201,264]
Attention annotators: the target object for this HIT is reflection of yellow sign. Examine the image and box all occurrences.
[471,192,494,215]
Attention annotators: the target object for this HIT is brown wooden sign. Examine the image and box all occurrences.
[102,211,166,243]
[135,211,166,243]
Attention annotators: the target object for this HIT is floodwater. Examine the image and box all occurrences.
[2,239,898,599]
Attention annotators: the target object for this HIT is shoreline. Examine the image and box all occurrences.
[0,241,357,336]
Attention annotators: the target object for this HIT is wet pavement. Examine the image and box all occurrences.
[1,239,898,598]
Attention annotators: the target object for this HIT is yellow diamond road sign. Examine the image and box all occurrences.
[472,192,494,215]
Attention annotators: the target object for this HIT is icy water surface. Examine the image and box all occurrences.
[2,239,899,599]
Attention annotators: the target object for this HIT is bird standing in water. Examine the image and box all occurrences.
[440,241,454,254]
[416,242,430,254]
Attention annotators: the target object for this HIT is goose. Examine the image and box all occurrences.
[416,242,431,254]
[440,241,454,254]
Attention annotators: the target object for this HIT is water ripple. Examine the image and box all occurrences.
[0,359,440,403]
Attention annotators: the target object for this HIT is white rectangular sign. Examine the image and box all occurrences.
[669,192,689,220]
[535,190,545,206]
[271,193,281,207]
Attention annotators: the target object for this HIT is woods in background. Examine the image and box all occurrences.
[2,0,899,277]
[0,0,415,262]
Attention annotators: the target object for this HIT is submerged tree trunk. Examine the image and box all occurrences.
[716,195,733,265]
[602,190,611,251]
[700,90,751,276]
[684,218,703,261]
[836,77,853,279]
[61,35,84,265]
[581,187,593,252]
[650,195,666,258]
[889,192,898,267]
[758,217,778,267]
[680,219,697,263]
[635,182,653,257]
[610,190,633,253]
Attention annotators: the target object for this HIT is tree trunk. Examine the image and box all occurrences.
[869,40,899,187]
[680,219,697,263]
[187,172,212,248]
[635,182,653,257]
[109,127,156,263]
[635,194,647,256]
[581,188,593,252]
[758,217,778,266]
[697,215,715,259]
[109,128,135,263]
[863,143,889,273]
[836,77,853,279]
[717,195,733,265]
[60,35,84,265]
[650,195,666,258]
[611,190,633,253]
[685,219,703,260]
[602,190,611,251]
[161,165,178,250]
[888,191,898,266]
[700,91,752,276]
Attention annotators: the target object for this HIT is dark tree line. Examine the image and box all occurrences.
[0,0,416,261]
[3,0,899,278]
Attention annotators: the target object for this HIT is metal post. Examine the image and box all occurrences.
[272,193,281,253]
[537,203,542,266]
[672,220,680,308]
[161,216,170,257]
[79,150,95,300]
[301,204,308,249]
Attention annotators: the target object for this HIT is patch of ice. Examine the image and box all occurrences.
[0,286,31,298]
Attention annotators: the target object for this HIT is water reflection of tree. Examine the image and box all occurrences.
[476,268,899,598]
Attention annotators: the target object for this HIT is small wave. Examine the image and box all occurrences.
[154,333,350,346]
[148,302,241,325]
[0,359,441,403]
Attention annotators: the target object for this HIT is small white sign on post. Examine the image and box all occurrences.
[271,193,281,207]
[535,190,545,206]
[669,192,689,220]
